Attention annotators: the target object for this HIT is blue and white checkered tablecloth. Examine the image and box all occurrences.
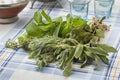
[0,0,120,80]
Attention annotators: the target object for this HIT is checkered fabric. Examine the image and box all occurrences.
[0,1,120,80]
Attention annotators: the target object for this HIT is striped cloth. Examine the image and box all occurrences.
[0,1,120,80]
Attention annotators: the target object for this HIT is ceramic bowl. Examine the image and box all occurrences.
[0,0,29,24]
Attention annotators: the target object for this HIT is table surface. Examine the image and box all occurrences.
[0,0,120,80]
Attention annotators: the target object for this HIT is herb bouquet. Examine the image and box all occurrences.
[6,10,117,76]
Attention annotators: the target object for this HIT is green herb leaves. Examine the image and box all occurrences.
[5,10,117,77]
[74,44,83,59]
[34,11,42,24]
[97,44,117,52]
[63,62,73,76]
[26,22,43,37]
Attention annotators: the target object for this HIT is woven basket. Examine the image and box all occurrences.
[38,0,56,2]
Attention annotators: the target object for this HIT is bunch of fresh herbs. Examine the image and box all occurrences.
[6,10,117,76]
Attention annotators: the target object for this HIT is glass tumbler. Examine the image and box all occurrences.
[94,0,114,19]
[69,0,91,20]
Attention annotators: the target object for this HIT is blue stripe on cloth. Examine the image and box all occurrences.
[1,51,16,67]
[104,40,120,80]
[119,74,120,78]
[0,51,16,72]
[0,69,14,80]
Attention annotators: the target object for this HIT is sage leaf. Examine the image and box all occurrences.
[58,50,68,69]
[84,51,95,59]
[63,62,72,76]
[65,50,75,65]
[74,44,83,59]
[99,56,109,65]
[86,47,108,56]
[80,55,87,68]
[97,44,117,52]
[94,55,101,67]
